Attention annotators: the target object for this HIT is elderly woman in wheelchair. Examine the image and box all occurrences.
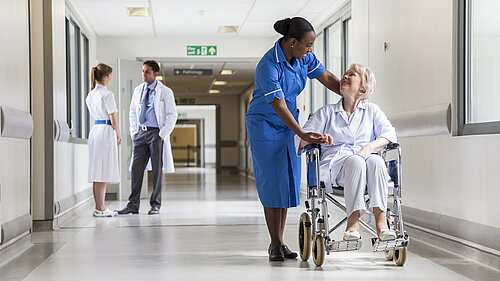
[296,63,408,266]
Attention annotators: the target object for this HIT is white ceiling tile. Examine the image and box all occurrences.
[246,0,308,22]
[238,22,276,38]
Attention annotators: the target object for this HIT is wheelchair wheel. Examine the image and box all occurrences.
[299,213,312,261]
[393,248,407,266]
[312,235,326,266]
[385,250,394,261]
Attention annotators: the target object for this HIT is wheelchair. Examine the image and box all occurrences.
[298,143,409,266]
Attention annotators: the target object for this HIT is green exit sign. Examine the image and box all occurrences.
[187,45,217,56]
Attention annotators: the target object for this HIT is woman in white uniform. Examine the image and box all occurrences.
[86,63,121,217]
[297,64,397,241]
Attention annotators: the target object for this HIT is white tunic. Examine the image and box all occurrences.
[86,84,120,183]
[296,99,397,193]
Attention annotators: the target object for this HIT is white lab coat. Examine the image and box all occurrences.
[129,80,177,173]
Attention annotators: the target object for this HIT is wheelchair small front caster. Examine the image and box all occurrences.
[299,213,312,261]
[385,250,394,261]
[312,235,326,266]
[394,248,407,266]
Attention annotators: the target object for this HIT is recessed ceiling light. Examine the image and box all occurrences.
[220,69,235,75]
[213,81,227,85]
[209,89,220,94]
[218,26,239,34]
[127,7,149,17]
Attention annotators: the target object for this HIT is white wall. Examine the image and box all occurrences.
[349,0,500,228]
[0,0,31,231]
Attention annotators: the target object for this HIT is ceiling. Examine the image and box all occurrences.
[70,0,345,37]
[69,0,345,96]
[152,58,259,96]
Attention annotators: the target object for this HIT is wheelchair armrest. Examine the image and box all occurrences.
[384,143,400,151]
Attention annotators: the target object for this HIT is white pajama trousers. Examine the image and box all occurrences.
[336,154,389,217]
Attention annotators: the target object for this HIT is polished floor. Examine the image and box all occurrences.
[1,168,500,281]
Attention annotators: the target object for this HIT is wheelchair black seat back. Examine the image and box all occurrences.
[299,142,409,266]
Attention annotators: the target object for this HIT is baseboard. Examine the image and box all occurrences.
[105,192,118,200]
[405,223,500,271]
[53,197,93,229]
[32,220,53,232]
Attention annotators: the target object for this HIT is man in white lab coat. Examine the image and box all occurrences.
[118,60,177,215]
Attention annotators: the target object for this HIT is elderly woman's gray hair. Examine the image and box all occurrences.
[350,63,376,100]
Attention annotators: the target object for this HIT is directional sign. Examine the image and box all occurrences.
[187,45,217,56]
[174,69,213,76]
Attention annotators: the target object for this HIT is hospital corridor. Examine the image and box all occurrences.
[1,0,500,280]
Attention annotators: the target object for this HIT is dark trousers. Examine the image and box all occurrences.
[127,128,163,211]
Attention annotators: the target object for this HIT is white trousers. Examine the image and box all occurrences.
[336,154,389,217]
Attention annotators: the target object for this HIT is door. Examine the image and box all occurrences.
[117,59,147,201]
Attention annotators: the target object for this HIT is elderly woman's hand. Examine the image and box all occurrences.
[357,145,372,157]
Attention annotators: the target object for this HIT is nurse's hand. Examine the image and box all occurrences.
[300,132,327,144]
[117,134,122,146]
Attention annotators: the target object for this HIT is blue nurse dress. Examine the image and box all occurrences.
[246,39,325,208]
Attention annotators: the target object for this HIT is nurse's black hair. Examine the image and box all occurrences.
[273,17,315,41]
[143,60,160,73]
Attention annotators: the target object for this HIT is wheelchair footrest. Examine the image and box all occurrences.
[371,237,409,252]
[328,239,362,252]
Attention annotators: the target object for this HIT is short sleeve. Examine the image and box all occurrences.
[255,60,285,104]
[295,107,328,156]
[305,53,326,79]
[372,104,397,143]
[103,91,118,114]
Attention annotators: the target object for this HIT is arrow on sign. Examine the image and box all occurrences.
[208,47,216,55]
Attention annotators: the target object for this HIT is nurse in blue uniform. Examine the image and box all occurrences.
[246,17,341,261]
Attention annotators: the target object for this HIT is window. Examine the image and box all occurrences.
[326,20,342,104]
[82,35,90,138]
[459,0,500,135]
[65,17,90,139]
[311,32,325,113]
[309,2,351,111]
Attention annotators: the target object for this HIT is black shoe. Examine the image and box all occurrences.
[148,206,160,215]
[268,245,284,261]
[281,244,298,259]
[116,207,138,215]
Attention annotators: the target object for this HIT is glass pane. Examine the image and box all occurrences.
[346,19,352,69]
[468,0,500,123]
[81,34,89,139]
[311,32,325,113]
[326,21,342,104]
[69,21,78,137]
[65,18,71,127]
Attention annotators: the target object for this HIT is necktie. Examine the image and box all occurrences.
[139,87,151,124]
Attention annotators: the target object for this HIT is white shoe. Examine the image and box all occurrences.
[343,230,361,241]
[93,208,118,217]
[379,229,397,241]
